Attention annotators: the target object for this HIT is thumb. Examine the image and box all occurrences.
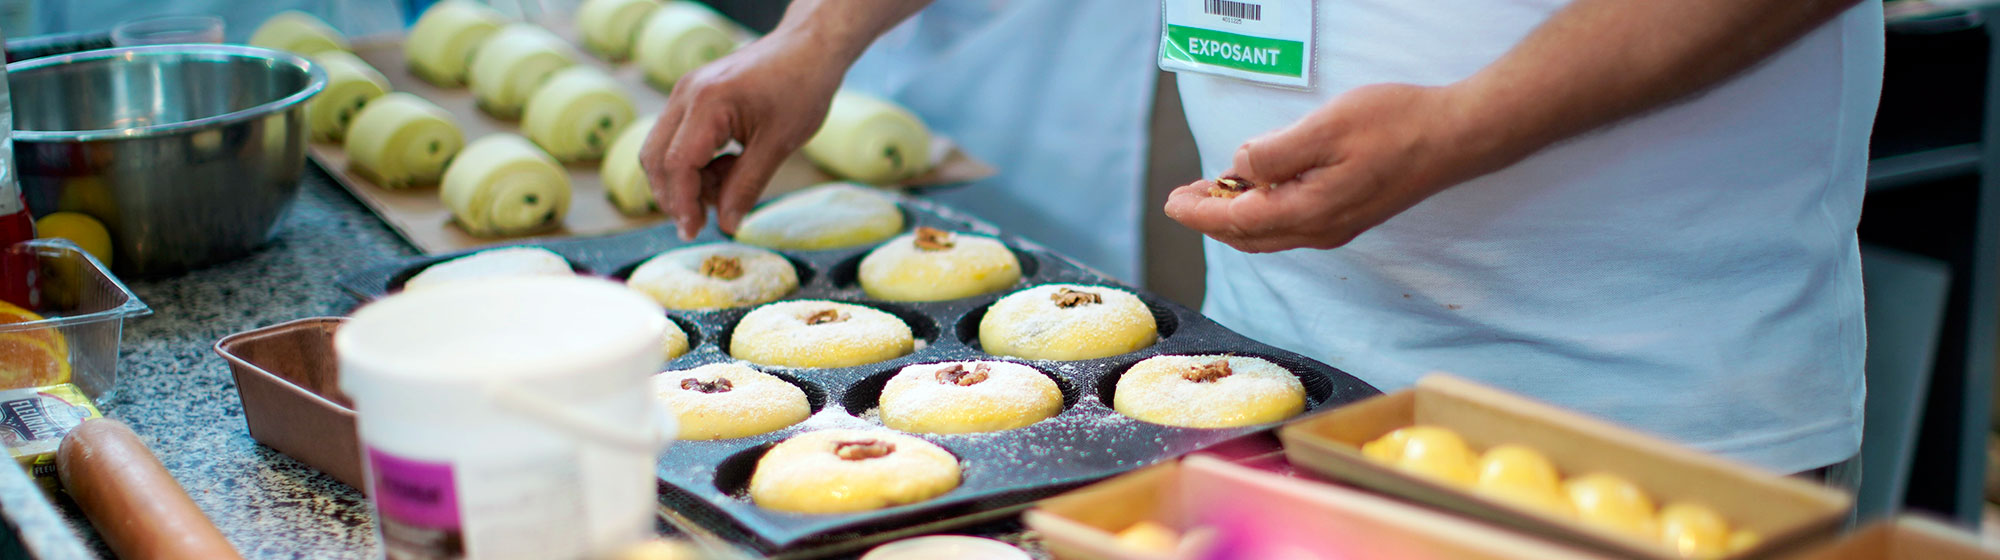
[1230,123,1328,186]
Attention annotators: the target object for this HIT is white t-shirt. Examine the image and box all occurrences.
[1180,1,1883,472]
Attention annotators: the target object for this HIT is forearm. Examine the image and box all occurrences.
[1454,0,1864,157]
[768,0,934,66]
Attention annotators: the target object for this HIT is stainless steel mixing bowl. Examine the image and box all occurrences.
[10,44,326,277]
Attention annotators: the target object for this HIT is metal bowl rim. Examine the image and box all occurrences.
[6,44,328,143]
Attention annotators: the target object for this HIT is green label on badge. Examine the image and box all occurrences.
[1163,24,1305,78]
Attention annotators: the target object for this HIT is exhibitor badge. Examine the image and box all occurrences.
[1159,0,1315,90]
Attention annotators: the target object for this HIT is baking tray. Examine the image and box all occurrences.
[337,194,1380,558]
[1276,375,1852,560]
[312,28,995,255]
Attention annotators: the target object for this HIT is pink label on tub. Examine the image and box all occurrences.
[368,447,465,559]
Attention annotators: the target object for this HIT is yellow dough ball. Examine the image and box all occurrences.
[1115,521,1180,555]
[1361,427,1415,463]
[1112,355,1304,428]
[661,319,689,360]
[729,300,914,368]
[602,116,659,215]
[1390,425,1477,486]
[304,51,389,143]
[440,133,571,237]
[1474,445,1572,517]
[748,429,959,514]
[625,243,798,310]
[1726,530,1762,554]
[734,182,904,250]
[633,1,737,91]
[467,24,577,120]
[249,11,348,56]
[344,92,463,188]
[859,227,1021,302]
[404,0,507,86]
[521,66,635,162]
[404,246,573,291]
[802,90,933,184]
[575,0,661,60]
[979,284,1157,361]
[1658,502,1731,559]
[880,361,1062,434]
[654,363,809,440]
[1566,473,1659,539]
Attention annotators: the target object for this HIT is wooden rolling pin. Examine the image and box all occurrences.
[57,418,243,560]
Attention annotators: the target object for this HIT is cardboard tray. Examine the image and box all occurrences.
[1781,516,1999,560]
[1024,454,1612,560]
[313,32,995,255]
[322,194,1381,557]
[1277,375,1854,560]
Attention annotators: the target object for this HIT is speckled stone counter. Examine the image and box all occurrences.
[2,169,1052,559]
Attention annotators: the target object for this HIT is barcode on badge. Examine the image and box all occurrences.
[1204,0,1262,20]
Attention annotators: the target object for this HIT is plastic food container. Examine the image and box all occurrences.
[1277,375,1853,560]
[0,238,150,400]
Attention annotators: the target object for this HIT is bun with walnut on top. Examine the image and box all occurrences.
[979,284,1156,361]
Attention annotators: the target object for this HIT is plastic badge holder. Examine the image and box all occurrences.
[0,238,151,401]
[336,194,1381,558]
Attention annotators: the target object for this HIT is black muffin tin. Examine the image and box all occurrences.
[339,195,1379,558]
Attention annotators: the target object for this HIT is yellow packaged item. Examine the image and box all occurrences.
[2,383,102,492]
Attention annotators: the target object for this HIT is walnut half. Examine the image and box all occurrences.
[834,439,896,460]
[936,363,992,386]
[680,377,734,393]
[804,309,850,325]
[1051,287,1103,308]
[1208,175,1257,199]
[913,227,956,251]
[700,255,744,280]
[1182,360,1233,383]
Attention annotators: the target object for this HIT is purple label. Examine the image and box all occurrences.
[368,448,461,529]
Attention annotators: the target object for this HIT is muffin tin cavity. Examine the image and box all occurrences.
[339,194,1379,557]
[607,250,819,297]
[664,314,703,356]
[840,361,1081,421]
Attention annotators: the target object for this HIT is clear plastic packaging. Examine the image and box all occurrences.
[0,238,150,400]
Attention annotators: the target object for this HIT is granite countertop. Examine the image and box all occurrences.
[25,169,416,558]
[1,169,1050,559]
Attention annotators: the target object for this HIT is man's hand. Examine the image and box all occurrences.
[1165,84,1513,253]
[641,36,845,240]
[1166,0,1863,253]
[640,0,931,240]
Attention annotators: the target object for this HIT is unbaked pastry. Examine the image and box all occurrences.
[879,361,1061,434]
[733,183,903,251]
[729,300,913,368]
[978,284,1156,361]
[748,429,959,514]
[653,363,808,440]
[625,243,798,310]
[403,246,572,291]
[1112,354,1305,428]
[858,227,1021,302]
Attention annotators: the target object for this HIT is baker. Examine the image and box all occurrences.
[639,0,1880,482]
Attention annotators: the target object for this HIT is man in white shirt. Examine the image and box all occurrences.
[640,0,1881,475]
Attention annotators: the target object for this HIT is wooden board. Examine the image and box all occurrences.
[309,34,995,255]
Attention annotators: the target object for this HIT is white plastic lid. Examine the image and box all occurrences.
[860,536,1030,560]
[336,276,667,392]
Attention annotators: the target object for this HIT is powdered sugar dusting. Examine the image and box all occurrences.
[1112,355,1306,428]
[730,300,915,368]
[748,429,960,513]
[404,247,573,290]
[736,184,904,250]
[627,243,799,310]
[979,284,1157,360]
[878,361,1062,434]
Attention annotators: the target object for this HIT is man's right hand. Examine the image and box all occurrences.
[639,0,933,240]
